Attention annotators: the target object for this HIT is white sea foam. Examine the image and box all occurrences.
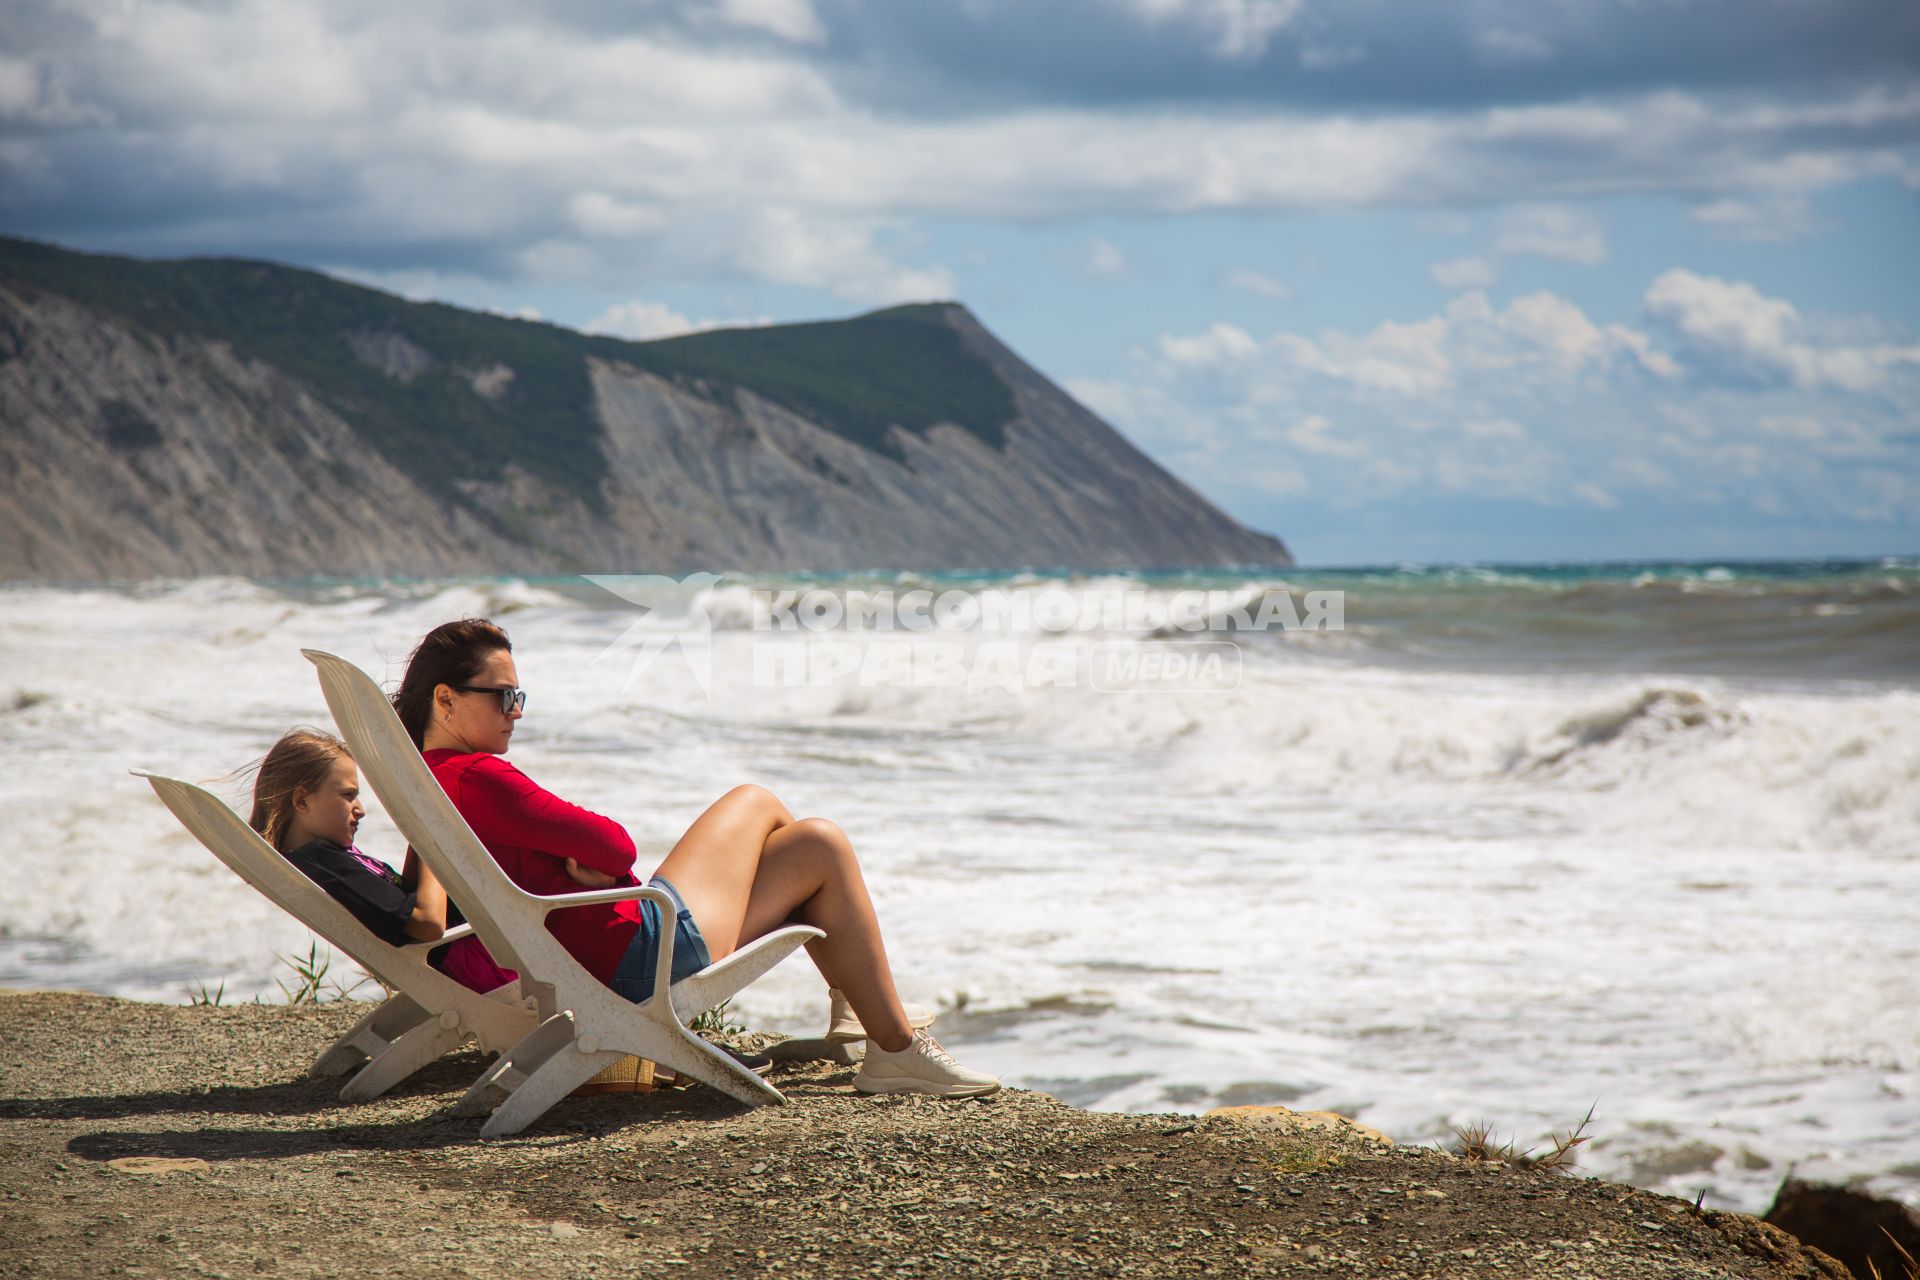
[1,574,1915,1213]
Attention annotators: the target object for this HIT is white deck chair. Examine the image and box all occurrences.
[302,648,824,1137]
[134,769,539,1101]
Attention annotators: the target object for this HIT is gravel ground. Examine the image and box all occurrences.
[0,990,1849,1279]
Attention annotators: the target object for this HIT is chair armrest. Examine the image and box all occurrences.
[404,923,474,949]
[526,884,672,915]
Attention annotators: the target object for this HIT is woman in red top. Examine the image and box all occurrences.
[392,618,998,1099]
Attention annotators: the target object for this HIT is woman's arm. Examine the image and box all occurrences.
[455,755,638,878]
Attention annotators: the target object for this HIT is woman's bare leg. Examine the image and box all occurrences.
[651,784,792,950]
[738,817,914,1052]
[653,787,915,1052]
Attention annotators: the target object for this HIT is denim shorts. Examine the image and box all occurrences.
[609,874,712,1005]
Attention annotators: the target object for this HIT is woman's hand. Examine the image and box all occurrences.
[564,856,616,888]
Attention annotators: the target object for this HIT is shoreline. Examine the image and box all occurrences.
[0,990,1849,1279]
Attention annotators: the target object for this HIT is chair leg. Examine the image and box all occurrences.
[455,1011,576,1118]
[310,993,428,1078]
[478,1043,619,1139]
[641,1017,785,1108]
[339,1016,470,1102]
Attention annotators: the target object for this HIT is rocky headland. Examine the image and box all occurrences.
[0,237,1290,582]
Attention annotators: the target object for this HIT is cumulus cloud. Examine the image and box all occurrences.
[1160,321,1261,366]
[1097,269,1916,533]
[1225,266,1293,298]
[713,0,827,44]
[1430,255,1496,290]
[1284,413,1368,458]
[1494,204,1607,266]
[1081,237,1130,279]
[1112,0,1305,61]
[732,206,956,303]
[585,299,772,341]
[1688,193,1824,243]
[1163,288,1677,396]
[1428,206,1616,297]
[1644,269,1920,392]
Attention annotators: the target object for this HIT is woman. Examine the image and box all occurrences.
[247,728,516,994]
[392,617,997,1098]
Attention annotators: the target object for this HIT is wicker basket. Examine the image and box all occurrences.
[571,1055,658,1095]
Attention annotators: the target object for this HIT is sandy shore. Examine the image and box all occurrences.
[0,990,1847,1279]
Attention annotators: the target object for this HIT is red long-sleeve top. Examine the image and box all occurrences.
[425,748,643,984]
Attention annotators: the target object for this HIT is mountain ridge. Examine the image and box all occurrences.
[0,235,1292,581]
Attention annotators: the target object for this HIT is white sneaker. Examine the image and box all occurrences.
[825,988,936,1044]
[852,1029,1000,1099]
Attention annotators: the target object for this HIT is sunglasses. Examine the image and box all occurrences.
[453,684,527,715]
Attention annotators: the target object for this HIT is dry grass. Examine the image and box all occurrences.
[1865,1226,1920,1280]
[1450,1103,1597,1173]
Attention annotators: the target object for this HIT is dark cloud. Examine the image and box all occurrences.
[801,0,1920,115]
[0,0,1913,288]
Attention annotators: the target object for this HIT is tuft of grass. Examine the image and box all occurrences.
[1271,1146,1346,1176]
[1449,1102,1597,1173]
[688,999,746,1036]
[1532,1102,1597,1172]
[1865,1226,1920,1280]
[1450,1120,1518,1163]
[271,941,382,1005]
[186,979,227,1007]
[326,969,380,1002]
[275,940,332,1006]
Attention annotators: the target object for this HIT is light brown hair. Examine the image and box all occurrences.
[248,728,352,852]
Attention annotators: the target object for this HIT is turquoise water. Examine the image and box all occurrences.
[244,555,1920,685]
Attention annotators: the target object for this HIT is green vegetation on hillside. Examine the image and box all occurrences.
[0,237,1016,508]
[632,305,1014,456]
[0,236,609,509]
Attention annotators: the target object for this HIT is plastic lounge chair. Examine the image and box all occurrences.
[301,648,824,1137]
[133,769,539,1101]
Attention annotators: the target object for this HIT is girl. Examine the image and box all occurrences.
[248,728,516,994]
[393,618,996,1098]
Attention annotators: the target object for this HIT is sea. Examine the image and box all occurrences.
[2,558,1915,1215]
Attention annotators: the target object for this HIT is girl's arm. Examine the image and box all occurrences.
[284,840,429,950]
[401,848,450,942]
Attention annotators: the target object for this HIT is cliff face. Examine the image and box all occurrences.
[0,239,1291,581]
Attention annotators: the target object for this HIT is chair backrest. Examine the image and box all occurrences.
[302,648,592,1007]
[140,770,437,999]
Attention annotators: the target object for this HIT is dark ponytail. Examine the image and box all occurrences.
[393,618,513,749]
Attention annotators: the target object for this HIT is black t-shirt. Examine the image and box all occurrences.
[282,837,418,948]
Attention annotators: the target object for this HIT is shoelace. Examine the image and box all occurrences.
[914,1030,962,1069]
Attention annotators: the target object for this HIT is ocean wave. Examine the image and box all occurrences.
[1515,686,1743,774]
[960,658,1920,856]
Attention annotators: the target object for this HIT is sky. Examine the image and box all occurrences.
[2,0,1916,565]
